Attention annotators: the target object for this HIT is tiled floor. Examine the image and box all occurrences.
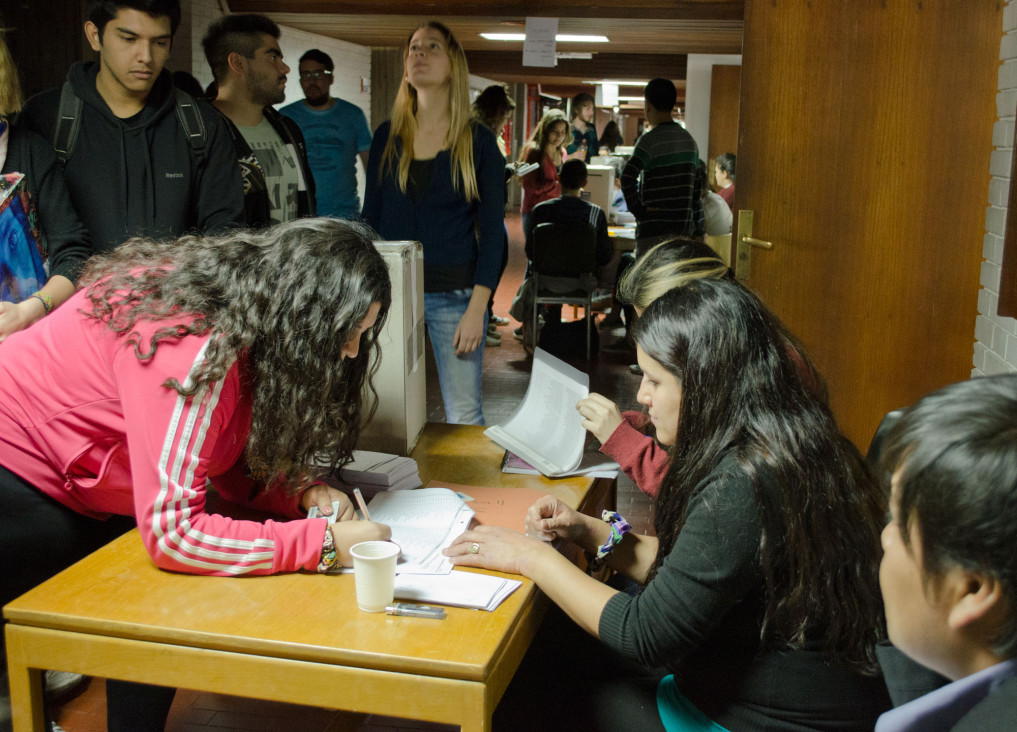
[48,213,654,732]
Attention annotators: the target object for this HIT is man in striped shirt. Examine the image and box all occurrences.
[621,78,705,257]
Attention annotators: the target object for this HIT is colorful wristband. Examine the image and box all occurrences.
[29,292,54,315]
[587,510,631,571]
[317,524,340,574]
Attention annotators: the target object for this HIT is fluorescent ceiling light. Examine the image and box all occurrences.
[582,80,649,86]
[480,33,609,42]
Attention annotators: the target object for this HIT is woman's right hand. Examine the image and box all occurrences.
[330,521,392,567]
[524,495,589,544]
[576,393,624,444]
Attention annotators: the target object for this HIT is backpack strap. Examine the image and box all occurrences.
[53,82,83,165]
[173,88,207,162]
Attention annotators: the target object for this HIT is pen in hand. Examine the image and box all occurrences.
[353,487,371,521]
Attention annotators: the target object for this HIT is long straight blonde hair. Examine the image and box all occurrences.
[0,28,24,117]
[381,21,479,201]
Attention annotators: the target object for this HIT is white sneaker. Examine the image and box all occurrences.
[44,671,88,704]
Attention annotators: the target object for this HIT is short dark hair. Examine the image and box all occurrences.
[202,13,281,83]
[570,92,595,120]
[472,84,515,131]
[644,78,677,113]
[880,374,1017,658]
[87,0,181,38]
[299,49,333,71]
[715,152,737,180]
[559,158,587,190]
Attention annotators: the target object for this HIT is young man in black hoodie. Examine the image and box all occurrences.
[20,0,244,253]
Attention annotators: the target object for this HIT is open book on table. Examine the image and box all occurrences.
[484,348,590,477]
[500,450,618,479]
[309,486,522,611]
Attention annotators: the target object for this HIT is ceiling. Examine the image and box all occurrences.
[228,0,745,100]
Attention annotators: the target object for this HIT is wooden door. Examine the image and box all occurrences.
[737,0,1000,449]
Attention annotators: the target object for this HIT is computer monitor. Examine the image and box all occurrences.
[583,165,615,215]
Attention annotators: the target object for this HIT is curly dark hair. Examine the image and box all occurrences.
[633,278,886,674]
[79,218,392,490]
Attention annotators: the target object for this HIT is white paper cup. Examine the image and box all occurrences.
[350,540,400,612]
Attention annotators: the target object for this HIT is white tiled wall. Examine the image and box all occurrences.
[974,0,1017,375]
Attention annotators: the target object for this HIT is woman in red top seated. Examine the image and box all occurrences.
[518,108,571,256]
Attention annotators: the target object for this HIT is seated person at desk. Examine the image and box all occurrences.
[508,159,612,345]
[0,218,392,728]
[875,374,1017,731]
[447,278,890,731]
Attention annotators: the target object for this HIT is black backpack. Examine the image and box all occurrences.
[52,81,207,165]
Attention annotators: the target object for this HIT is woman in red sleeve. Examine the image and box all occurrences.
[579,238,824,498]
[518,108,571,256]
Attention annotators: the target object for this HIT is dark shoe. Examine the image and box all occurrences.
[602,337,635,354]
[490,314,510,326]
[629,363,643,376]
[45,670,90,705]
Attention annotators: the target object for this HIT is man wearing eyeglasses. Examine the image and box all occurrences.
[281,50,372,220]
[202,13,316,226]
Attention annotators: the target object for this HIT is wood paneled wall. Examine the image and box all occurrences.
[5,0,87,100]
[707,63,739,163]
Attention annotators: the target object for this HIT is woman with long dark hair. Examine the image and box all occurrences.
[446,278,890,730]
[363,21,504,425]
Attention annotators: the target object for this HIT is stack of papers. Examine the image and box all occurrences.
[338,451,421,494]
[394,571,521,611]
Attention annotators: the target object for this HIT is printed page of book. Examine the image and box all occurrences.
[485,348,589,476]
[367,488,474,575]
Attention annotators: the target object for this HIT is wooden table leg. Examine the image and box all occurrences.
[5,625,46,732]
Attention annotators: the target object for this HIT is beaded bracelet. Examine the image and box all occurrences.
[29,291,54,315]
[587,510,631,571]
[317,524,340,573]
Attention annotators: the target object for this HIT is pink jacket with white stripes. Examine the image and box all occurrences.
[0,289,327,575]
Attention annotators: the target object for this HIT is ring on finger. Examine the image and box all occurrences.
[469,542,480,554]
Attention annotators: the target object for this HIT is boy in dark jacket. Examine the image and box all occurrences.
[203,13,316,226]
[877,374,1017,731]
[20,0,243,253]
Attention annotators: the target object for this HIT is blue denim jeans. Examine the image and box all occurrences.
[424,288,486,425]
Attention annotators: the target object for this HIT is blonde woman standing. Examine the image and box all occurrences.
[363,21,503,425]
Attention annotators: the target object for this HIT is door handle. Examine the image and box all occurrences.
[740,235,772,249]
[735,210,773,279]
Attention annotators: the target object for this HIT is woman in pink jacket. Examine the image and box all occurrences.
[0,218,393,727]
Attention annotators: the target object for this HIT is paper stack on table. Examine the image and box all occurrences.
[336,450,422,495]
[394,571,520,612]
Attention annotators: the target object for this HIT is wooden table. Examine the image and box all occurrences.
[4,423,615,732]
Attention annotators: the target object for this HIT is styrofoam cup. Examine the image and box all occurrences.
[350,540,400,612]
